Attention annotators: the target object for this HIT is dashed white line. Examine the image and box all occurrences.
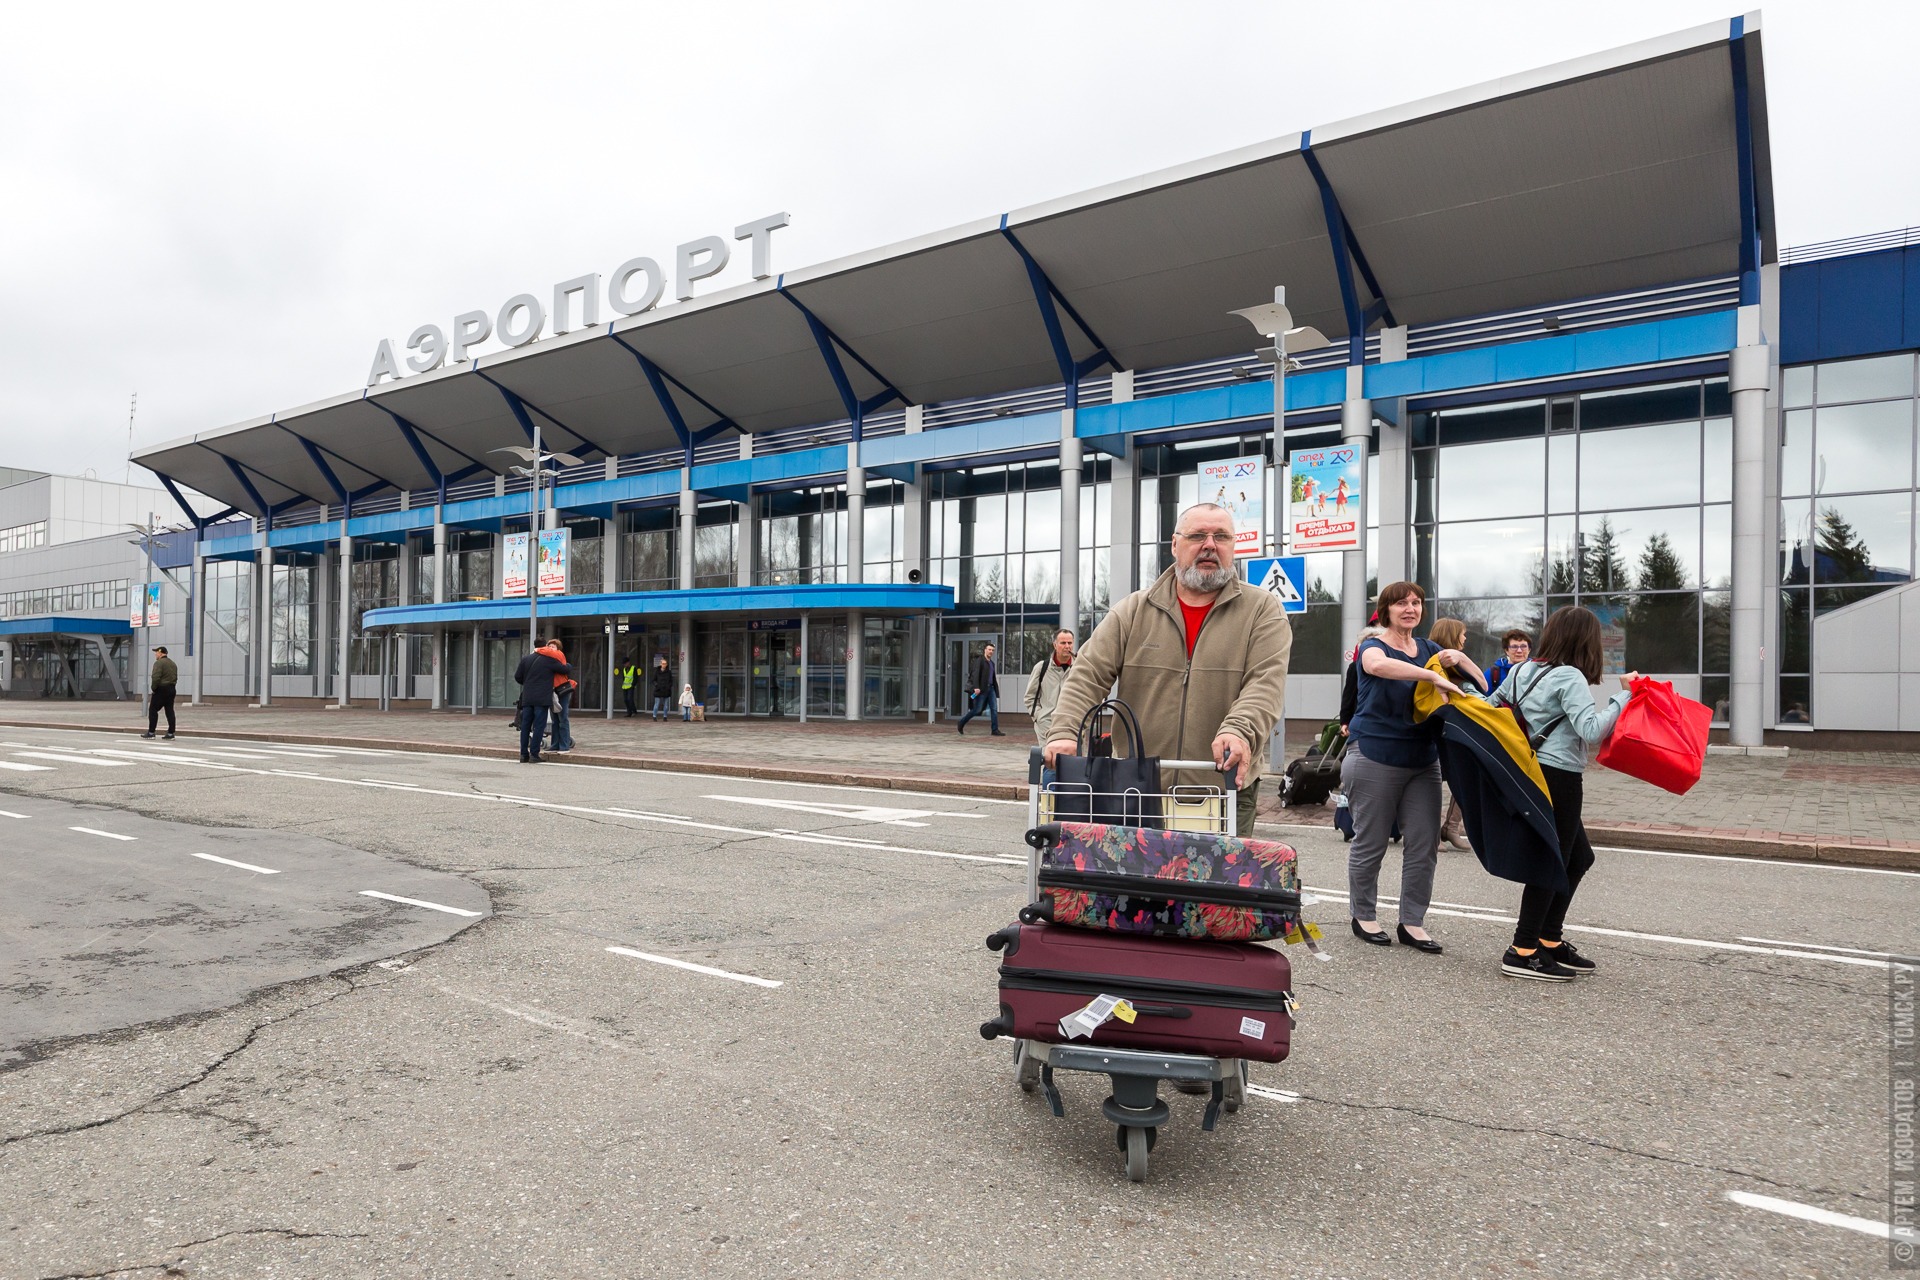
[1595,844,1920,879]
[13,751,130,767]
[605,946,782,988]
[69,826,135,841]
[0,761,53,772]
[1736,936,1909,959]
[192,852,281,875]
[1724,1189,1908,1240]
[0,808,29,818]
[359,777,419,787]
[359,890,484,917]
[1244,1084,1300,1103]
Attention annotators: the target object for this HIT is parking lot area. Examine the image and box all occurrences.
[2,726,1912,1278]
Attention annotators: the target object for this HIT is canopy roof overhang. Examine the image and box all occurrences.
[137,15,1772,519]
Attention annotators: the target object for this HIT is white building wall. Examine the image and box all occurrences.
[1811,580,1920,731]
[47,475,172,546]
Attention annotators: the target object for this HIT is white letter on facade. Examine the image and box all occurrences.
[609,257,665,315]
[552,274,601,334]
[367,339,402,386]
[449,310,493,363]
[406,324,446,373]
[497,294,546,347]
[733,212,790,280]
[675,236,730,301]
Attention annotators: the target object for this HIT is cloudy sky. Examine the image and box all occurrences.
[2,0,1913,501]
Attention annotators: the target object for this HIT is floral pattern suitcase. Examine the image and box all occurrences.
[1024,821,1302,942]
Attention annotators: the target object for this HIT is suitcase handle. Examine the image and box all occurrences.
[1130,1003,1193,1020]
[1026,825,1062,851]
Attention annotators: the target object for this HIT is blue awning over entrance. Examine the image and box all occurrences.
[360,583,955,630]
[0,617,135,638]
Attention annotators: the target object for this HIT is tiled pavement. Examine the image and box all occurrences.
[3,700,1917,867]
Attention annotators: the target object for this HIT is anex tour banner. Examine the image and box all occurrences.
[503,533,530,596]
[536,529,570,596]
[1288,446,1362,551]
[1197,457,1265,556]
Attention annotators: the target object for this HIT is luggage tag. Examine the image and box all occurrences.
[1058,993,1137,1039]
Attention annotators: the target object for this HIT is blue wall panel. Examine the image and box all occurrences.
[1780,246,1920,365]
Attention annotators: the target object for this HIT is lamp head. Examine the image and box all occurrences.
[1230,301,1294,338]
[491,446,538,463]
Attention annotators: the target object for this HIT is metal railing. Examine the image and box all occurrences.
[1781,227,1920,265]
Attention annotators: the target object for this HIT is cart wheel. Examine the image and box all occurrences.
[1223,1061,1247,1113]
[1014,1042,1041,1093]
[1123,1126,1151,1182]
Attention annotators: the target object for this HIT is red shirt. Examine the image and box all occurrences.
[1178,598,1214,658]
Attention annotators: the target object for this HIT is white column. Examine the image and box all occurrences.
[256,546,272,706]
[798,613,809,723]
[1107,371,1138,605]
[1340,369,1372,650]
[737,433,757,588]
[430,520,446,710]
[1729,306,1772,748]
[1059,414,1082,638]
[335,533,353,707]
[395,537,412,702]
[678,475,695,701]
[191,547,207,704]
[845,442,866,721]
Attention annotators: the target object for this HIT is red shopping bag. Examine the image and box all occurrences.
[1595,677,1712,795]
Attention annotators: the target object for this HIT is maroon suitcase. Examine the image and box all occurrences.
[981,922,1294,1063]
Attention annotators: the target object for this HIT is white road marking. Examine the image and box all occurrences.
[70,826,135,841]
[1737,936,1910,959]
[0,808,29,818]
[359,890,484,917]
[605,945,782,988]
[13,751,130,766]
[1724,1189,1907,1240]
[359,778,419,787]
[193,852,281,875]
[202,746,340,759]
[1244,1084,1300,1103]
[0,761,54,772]
[707,794,946,827]
[145,745,279,760]
[89,749,226,767]
[1595,844,1920,879]
[1304,886,1894,969]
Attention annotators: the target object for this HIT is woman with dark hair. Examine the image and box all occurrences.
[1343,582,1485,953]
[1488,606,1637,982]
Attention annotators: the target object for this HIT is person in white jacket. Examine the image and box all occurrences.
[678,683,696,722]
[1487,606,1636,983]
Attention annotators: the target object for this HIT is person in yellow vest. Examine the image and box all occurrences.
[616,655,641,717]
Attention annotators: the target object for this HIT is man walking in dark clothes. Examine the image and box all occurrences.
[955,642,1004,735]
[140,646,178,739]
[512,639,572,763]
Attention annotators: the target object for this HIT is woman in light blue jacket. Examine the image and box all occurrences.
[1487,606,1636,983]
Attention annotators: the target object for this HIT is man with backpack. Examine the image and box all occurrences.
[1025,629,1075,743]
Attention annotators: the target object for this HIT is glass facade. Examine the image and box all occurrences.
[1777,352,1918,722]
[1409,377,1733,715]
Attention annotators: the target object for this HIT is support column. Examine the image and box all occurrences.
[845,442,865,721]
[737,433,758,588]
[1374,328,1410,586]
[1107,371,1138,606]
[678,475,695,702]
[191,547,208,705]
[846,610,863,721]
[1339,372,1372,650]
[1059,416,1082,639]
[335,534,353,707]
[257,546,273,706]
[430,520,446,710]
[395,537,412,702]
[798,613,809,724]
[469,623,480,715]
[1729,309,1772,748]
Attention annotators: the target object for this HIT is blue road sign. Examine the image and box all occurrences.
[1244,556,1307,613]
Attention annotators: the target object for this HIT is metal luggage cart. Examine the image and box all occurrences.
[1006,747,1265,1183]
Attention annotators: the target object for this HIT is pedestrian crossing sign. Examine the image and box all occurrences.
[1245,556,1307,613]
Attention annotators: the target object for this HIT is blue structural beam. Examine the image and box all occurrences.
[476,373,609,460]
[999,221,1117,408]
[776,285,903,439]
[215,453,274,524]
[291,433,350,506]
[1300,131,1397,363]
[1729,18,1761,306]
[363,582,955,631]
[152,472,211,532]
[606,334,735,466]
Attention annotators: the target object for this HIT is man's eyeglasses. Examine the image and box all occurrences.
[1176,532,1236,547]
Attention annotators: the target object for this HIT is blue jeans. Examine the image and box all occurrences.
[956,688,999,733]
[549,702,573,751]
[519,703,549,759]
[652,695,671,719]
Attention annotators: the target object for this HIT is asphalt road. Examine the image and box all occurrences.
[1,725,1913,1279]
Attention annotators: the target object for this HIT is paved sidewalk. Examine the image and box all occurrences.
[3,700,1918,868]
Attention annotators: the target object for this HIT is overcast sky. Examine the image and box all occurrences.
[2,0,1914,502]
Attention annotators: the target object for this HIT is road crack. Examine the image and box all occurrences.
[37,1227,370,1280]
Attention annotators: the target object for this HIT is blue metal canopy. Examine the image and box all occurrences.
[361,582,955,630]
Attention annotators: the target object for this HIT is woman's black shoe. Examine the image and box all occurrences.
[1350,919,1392,946]
[1396,925,1443,954]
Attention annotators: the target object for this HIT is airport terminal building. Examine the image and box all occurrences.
[102,15,1920,742]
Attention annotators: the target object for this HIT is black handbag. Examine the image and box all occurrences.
[1050,699,1163,827]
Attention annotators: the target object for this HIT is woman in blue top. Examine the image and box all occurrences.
[1487,606,1636,982]
[1343,582,1485,953]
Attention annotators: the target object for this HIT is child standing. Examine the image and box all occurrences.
[678,683,696,721]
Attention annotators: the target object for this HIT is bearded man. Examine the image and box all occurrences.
[1043,501,1292,839]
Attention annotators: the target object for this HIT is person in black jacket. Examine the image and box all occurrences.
[1338,625,1385,737]
[649,657,673,721]
[512,640,573,763]
[955,643,1003,735]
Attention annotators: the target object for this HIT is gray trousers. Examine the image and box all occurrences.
[1343,745,1444,927]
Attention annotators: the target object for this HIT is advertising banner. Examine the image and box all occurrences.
[537,529,569,596]
[145,582,161,629]
[1288,446,1362,551]
[503,533,530,596]
[1197,457,1265,556]
[130,582,160,628]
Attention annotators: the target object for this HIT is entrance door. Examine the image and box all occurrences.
[944,633,1001,718]
[750,629,798,716]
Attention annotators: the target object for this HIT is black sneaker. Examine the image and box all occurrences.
[162,733,175,740]
[1501,947,1576,982]
[1540,941,1596,973]
[140,731,156,739]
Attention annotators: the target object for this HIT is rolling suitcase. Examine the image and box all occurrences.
[980,922,1294,1063]
[1023,821,1302,942]
[1280,727,1345,808]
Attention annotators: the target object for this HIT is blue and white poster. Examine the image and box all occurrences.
[1198,457,1266,556]
[1288,446,1362,552]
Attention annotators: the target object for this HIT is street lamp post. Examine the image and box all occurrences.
[491,432,583,656]
[126,513,160,702]
[1231,288,1329,769]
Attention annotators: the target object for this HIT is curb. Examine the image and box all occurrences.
[3,717,1912,870]
[0,718,1029,803]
